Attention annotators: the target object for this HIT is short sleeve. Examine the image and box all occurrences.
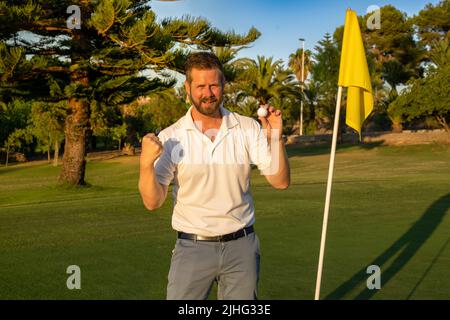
[247,120,272,174]
[154,132,176,186]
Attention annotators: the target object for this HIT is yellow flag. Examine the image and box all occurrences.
[338,9,373,135]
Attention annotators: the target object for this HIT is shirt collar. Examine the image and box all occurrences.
[184,104,238,130]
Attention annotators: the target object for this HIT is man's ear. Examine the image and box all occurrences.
[184,80,191,104]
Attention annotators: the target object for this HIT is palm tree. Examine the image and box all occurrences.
[237,56,297,105]
[288,48,312,83]
[289,48,313,134]
[210,46,256,114]
[229,56,300,133]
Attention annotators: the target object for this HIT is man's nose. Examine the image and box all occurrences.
[205,86,214,96]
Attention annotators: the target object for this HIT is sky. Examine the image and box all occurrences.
[150,0,440,65]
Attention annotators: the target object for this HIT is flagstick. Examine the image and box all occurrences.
[314,86,343,300]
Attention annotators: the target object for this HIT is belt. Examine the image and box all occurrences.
[177,226,254,242]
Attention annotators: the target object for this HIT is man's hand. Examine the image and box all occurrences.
[257,104,290,189]
[258,105,283,140]
[140,133,163,168]
[139,133,168,211]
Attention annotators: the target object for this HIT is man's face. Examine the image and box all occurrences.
[185,68,224,116]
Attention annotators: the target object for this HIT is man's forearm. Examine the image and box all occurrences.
[266,137,290,189]
[138,165,166,210]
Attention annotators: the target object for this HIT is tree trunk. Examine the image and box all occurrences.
[53,141,59,167]
[122,143,135,156]
[125,122,137,155]
[5,146,9,167]
[59,97,89,185]
[59,30,90,186]
[47,145,51,163]
[391,121,403,133]
[436,115,449,132]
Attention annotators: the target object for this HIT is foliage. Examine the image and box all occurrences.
[236,56,298,105]
[389,65,450,131]
[413,0,450,47]
[0,99,31,146]
[132,88,189,135]
[5,127,32,152]
[311,33,340,130]
[109,123,127,150]
[29,101,66,156]
[429,38,450,69]
[228,55,300,132]
[4,127,33,165]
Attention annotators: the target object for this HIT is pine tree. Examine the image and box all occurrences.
[413,0,450,47]
[311,33,340,129]
[0,0,260,185]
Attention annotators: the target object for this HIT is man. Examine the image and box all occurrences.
[138,52,290,300]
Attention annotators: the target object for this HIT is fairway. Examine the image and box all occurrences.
[0,143,449,299]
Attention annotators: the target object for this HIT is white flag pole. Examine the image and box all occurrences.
[314,86,343,300]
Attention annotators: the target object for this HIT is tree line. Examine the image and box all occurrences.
[0,0,449,186]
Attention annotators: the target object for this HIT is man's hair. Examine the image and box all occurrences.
[185,51,224,84]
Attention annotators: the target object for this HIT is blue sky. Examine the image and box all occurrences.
[151,0,440,65]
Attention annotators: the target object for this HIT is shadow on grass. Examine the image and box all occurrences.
[406,236,450,299]
[56,181,93,190]
[0,161,44,174]
[286,141,384,158]
[0,161,58,175]
[0,166,26,175]
[325,193,450,300]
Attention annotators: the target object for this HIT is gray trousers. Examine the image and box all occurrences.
[167,232,260,300]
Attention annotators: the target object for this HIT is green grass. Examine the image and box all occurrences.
[0,143,449,299]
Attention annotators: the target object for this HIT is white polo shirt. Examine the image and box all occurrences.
[154,105,272,236]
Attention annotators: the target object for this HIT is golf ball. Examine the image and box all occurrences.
[257,106,268,117]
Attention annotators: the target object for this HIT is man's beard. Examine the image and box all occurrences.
[189,93,223,116]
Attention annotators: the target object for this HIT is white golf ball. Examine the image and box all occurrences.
[257,106,268,117]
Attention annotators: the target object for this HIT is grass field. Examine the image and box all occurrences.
[0,143,449,300]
